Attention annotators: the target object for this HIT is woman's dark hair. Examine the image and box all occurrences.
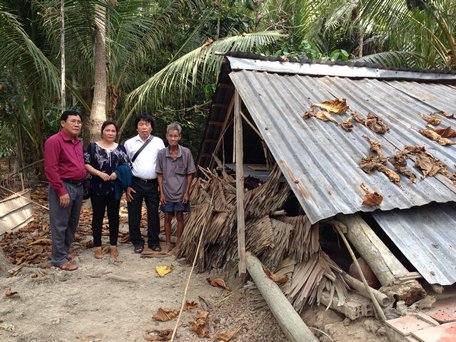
[134,114,154,129]
[60,110,81,121]
[101,120,118,136]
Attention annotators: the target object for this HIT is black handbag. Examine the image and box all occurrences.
[83,143,95,200]
[83,177,91,200]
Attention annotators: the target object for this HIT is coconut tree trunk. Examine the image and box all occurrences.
[60,0,66,111]
[90,1,107,140]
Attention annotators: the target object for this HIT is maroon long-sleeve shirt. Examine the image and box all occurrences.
[44,130,86,197]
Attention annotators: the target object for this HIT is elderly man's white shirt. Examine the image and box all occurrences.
[124,135,165,179]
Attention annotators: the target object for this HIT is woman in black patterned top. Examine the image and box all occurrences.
[84,120,131,260]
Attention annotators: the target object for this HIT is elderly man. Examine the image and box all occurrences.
[44,110,86,271]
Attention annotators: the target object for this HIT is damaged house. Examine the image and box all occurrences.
[182,53,456,339]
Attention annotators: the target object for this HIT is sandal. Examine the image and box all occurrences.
[134,246,144,254]
[151,245,162,252]
[57,262,78,271]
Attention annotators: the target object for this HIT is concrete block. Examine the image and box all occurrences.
[412,321,456,342]
[425,298,456,323]
[386,315,433,336]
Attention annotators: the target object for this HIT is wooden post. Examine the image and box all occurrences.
[246,253,319,342]
[338,214,407,286]
[337,214,426,304]
[234,90,246,276]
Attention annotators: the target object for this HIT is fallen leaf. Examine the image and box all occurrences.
[341,115,354,131]
[364,112,390,134]
[360,183,383,206]
[155,264,174,277]
[420,129,456,146]
[214,326,242,341]
[152,308,178,322]
[420,113,441,125]
[4,288,18,297]
[191,311,210,338]
[363,135,384,157]
[362,192,383,206]
[184,300,198,311]
[312,98,348,114]
[262,266,289,284]
[144,329,173,341]
[431,126,456,138]
[315,110,338,124]
[431,110,455,119]
[207,277,229,290]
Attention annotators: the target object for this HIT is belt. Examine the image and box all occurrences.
[133,176,157,184]
[62,178,84,186]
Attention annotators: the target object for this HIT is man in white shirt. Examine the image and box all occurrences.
[124,114,165,253]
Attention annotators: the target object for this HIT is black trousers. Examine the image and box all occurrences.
[90,194,120,246]
[127,178,160,248]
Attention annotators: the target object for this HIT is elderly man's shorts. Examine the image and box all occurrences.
[160,201,190,213]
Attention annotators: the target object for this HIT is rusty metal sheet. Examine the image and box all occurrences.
[229,70,456,224]
[373,203,456,285]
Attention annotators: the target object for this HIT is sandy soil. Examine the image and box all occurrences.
[0,190,387,342]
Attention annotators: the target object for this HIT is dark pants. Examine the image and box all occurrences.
[48,183,83,266]
[90,194,120,246]
[127,178,160,248]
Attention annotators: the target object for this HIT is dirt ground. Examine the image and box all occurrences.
[0,189,387,342]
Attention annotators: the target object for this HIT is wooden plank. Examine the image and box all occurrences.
[0,189,33,236]
[246,253,318,342]
[209,95,236,169]
[234,90,246,276]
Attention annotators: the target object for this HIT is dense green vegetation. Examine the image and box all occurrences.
[1,0,455,178]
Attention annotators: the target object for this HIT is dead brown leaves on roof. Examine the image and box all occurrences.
[360,183,383,206]
[420,114,441,125]
[311,98,348,114]
[420,129,456,146]
[304,99,390,135]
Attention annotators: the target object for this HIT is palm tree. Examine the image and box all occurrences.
[0,0,60,168]
[264,0,456,70]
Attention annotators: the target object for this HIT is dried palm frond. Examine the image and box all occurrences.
[261,219,293,270]
[285,251,348,313]
[244,164,290,218]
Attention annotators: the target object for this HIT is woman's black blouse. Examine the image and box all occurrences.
[84,142,131,197]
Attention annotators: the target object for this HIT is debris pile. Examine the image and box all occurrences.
[177,165,349,312]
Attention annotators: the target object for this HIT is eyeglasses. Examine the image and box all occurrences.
[68,120,82,126]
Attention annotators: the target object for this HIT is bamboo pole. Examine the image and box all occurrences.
[342,272,391,307]
[234,90,246,276]
[246,252,318,342]
[333,224,387,322]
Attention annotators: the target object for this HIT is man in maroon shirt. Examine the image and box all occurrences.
[44,110,86,271]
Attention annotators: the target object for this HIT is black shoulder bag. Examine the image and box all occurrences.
[131,136,152,164]
[83,143,95,199]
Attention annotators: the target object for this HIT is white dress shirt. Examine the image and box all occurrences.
[124,134,165,179]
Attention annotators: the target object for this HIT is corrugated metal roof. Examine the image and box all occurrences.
[372,203,456,285]
[229,70,456,225]
[227,56,456,81]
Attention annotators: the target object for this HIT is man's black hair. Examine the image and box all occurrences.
[60,110,81,121]
[134,114,154,129]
